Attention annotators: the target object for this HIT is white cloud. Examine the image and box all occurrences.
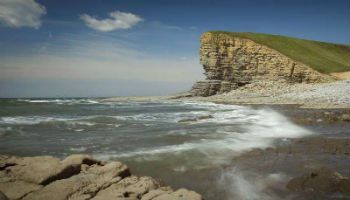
[80,11,143,32]
[0,0,46,28]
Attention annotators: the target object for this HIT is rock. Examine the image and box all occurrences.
[287,167,350,195]
[339,179,350,194]
[0,181,42,199]
[190,32,333,96]
[92,176,159,199]
[0,154,203,200]
[152,189,203,200]
[340,114,350,121]
[141,187,172,200]
[198,115,213,120]
[3,154,99,185]
[23,161,130,200]
[178,118,198,123]
[0,191,8,200]
[178,115,213,123]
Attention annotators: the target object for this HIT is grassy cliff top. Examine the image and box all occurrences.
[209,31,350,74]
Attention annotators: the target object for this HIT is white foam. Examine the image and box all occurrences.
[0,116,68,125]
[70,147,87,152]
[166,130,188,136]
[0,116,98,126]
[112,111,211,123]
[18,99,100,105]
[92,103,312,169]
[5,101,313,172]
[218,168,290,200]
[66,121,96,126]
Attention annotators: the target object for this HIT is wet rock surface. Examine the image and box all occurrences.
[0,154,203,200]
[229,135,350,199]
[287,167,350,195]
[177,115,213,123]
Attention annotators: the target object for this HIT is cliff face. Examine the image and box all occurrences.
[190,32,333,96]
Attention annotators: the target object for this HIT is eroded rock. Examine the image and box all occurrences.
[1,154,99,185]
[0,191,8,200]
[92,176,159,200]
[190,32,333,96]
[152,189,203,200]
[0,181,42,199]
[0,154,203,200]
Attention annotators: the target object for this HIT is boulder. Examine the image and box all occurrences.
[0,181,42,199]
[141,187,172,200]
[23,161,129,200]
[3,154,99,185]
[92,176,159,200]
[0,154,203,200]
[340,114,350,121]
[152,189,203,200]
[0,191,8,200]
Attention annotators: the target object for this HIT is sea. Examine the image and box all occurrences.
[0,98,333,199]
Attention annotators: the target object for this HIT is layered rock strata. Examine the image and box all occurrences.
[0,154,203,200]
[190,32,333,96]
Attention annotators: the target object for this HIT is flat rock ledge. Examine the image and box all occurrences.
[0,154,203,200]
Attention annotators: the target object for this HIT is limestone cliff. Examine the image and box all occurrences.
[190,32,334,96]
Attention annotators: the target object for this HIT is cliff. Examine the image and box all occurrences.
[190,32,341,96]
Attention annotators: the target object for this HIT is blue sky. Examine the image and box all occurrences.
[0,0,349,97]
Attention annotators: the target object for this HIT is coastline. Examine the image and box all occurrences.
[2,84,349,199]
[1,97,350,199]
[183,80,350,109]
[102,78,350,110]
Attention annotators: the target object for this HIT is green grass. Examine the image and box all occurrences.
[209,31,350,74]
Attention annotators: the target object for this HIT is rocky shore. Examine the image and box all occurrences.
[182,79,350,109]
[0,155,203,200]
[230,135,350,199]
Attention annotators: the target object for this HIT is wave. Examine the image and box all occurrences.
[181,101,244,110]
[1,100,312,169]
[218,168,290,200]
[92,105,312,168]
[0,116,71,125]
[5,100,250,125]
[0,116,101,127]
[69,146,87,152]
[113,111,211,123]
[17,98,99,105]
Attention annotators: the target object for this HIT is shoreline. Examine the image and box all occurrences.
[102,79,350,110]
[1,99,349,199]
[184,80,350,109]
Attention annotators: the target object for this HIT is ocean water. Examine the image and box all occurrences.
[0,98,313,199]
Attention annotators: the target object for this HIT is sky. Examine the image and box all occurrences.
[0,0,349,98]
